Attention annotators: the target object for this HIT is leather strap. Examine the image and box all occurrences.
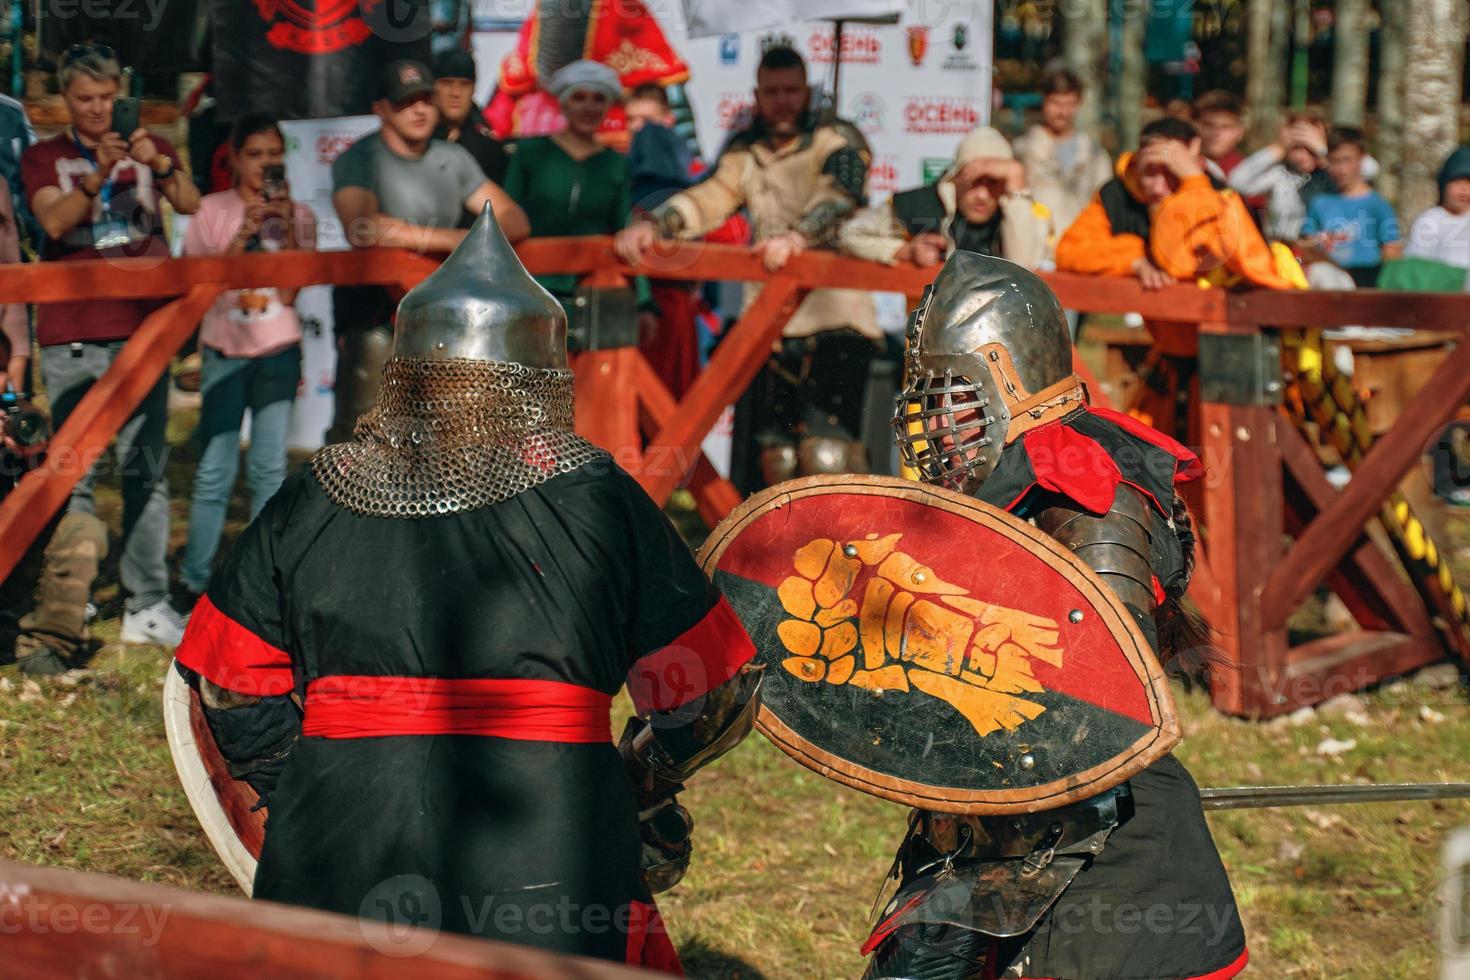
[1007,374,1088,439]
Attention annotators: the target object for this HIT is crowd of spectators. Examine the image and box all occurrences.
[4,42,1470,675]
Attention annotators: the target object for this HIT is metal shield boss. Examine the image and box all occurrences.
[698,475,1180,815]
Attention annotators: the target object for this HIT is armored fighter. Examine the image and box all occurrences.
[865,252,1247,978]
[172,206,761,972]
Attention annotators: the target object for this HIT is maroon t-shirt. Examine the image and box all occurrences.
[20,131,182,346]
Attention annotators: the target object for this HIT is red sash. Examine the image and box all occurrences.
[301,676,612,743]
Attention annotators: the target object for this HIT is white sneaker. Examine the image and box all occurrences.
[120,599,187,648]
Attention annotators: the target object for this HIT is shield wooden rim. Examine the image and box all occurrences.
[697,474,1182,815]
[162,664,263,894]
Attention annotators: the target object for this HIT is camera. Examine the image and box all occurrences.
[261,163,287,202]
[1,389,50,450]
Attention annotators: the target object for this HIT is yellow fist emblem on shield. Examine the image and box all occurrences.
[777,534,1063,737]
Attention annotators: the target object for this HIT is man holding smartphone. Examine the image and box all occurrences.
[19,42,199,651]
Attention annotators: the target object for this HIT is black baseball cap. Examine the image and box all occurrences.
[432,48,477,84]
[379,60,434,104]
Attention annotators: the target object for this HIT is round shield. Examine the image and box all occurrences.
[698,475,1180,815]
[162,664,264,893]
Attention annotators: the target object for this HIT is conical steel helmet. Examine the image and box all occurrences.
[392,203,568,368]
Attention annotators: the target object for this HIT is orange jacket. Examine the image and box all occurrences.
[1056,154,1299,291]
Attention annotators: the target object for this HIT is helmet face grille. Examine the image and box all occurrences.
[892,369,1002,492]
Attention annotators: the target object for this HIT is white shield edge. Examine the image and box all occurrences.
[162,662,258,895]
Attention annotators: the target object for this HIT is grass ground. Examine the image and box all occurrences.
[2,393,1468,978]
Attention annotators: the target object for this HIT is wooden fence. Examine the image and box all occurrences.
[1,240,1467,716]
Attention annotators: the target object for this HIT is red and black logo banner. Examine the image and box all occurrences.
[213,0,432,120]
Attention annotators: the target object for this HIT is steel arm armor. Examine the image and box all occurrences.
[1034,484,1159,652]
[619,663,763,892]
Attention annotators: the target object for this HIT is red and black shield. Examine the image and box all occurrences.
[698,475,1179,815]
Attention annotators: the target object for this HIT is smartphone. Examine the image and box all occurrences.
[110,96,140,139]
[261,163,287,201]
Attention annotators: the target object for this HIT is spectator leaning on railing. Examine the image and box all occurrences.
[178,113,316,608]
[1055,118,1300,292]
[840,125,1050,270]
[329,59,528,444]
[1228,113,1334,243]
[616,45,879,490]
[20,41,199,649]
[1297,126,1402,289]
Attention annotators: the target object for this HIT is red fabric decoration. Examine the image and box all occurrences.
[301,676,613,742]
[176,594,294,697]
[1088,405,1204,484]
[1022,420,1124,515]
[859,890,928,955]
[490,0,689,140]
[642,284,700,399]
[626,900,683,974]
[627,597,756,715]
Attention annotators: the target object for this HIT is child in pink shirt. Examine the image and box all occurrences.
[180,114,316,602]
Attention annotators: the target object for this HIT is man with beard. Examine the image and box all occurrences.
[430,48,510,192]
[616,45,879,491]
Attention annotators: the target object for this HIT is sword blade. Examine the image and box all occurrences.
[1199,783,1470,810]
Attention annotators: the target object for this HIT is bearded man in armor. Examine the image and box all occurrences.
[616,45,882,491]
[173,207,761,972]
[864,252,1247,979]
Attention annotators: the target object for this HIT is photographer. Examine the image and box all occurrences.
[178,113,314,606]
[0,332,108,676]
[19,42,198,649]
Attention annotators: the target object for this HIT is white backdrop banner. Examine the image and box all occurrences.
[471,0,991,203]
[279,115,380,450]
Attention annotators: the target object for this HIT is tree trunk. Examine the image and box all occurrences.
[1062,0,1109,140]
[1116,0,1149,152]
[1401,0,1470,224]
[1245,0,1279,146]
[1375,0,1407,205]
[1330,0,1370,126]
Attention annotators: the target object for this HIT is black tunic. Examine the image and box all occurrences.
[177,462,754,971]
[989,407,1248,979]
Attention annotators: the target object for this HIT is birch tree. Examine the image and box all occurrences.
[1401,0,1470,223]
[1330,0,1369,126]
[1375,0,1407,204]
[1061,0,1109,138]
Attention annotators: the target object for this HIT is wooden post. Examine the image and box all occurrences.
[1196,321,1287,716]
[636,278,805,504]
[0,286,221,583]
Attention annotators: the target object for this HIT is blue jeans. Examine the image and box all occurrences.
[181,345,301,594]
